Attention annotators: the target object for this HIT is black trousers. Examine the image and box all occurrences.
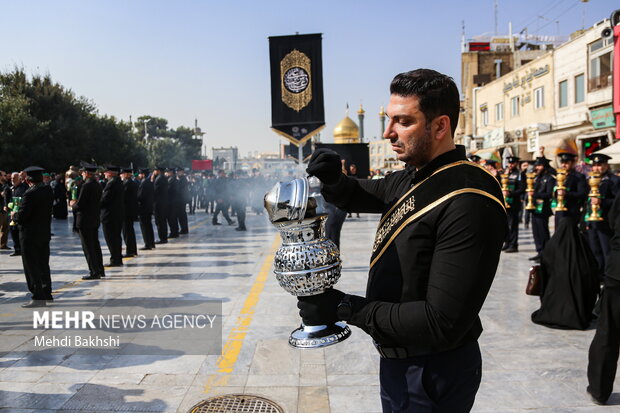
[213,201,233,224]
[19,230,53,300]
[588,277,620,403]
[380,341,481,413]
[122,217,137,255]
[504,206,521,249]
[531,214,550,254]
[139,213,155,248]
[325,203,347,249]
[587,222,612,280]
[177,202,188,233]
[167,203,179,236]
[10,225,21,252]
[232,202,246,229]
[154,207,168,242]
[78,227,104,277]
[102,220,123,264]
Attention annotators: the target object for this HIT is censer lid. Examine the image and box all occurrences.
[264,177,309,223]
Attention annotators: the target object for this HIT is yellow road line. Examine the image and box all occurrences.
[204,234,279,393]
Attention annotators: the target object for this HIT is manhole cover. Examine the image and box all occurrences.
[189,394,284,413]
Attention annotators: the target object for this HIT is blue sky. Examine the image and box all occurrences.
[1,0,616,156]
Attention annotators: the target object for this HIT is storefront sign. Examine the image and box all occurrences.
[527,130,539,152]
[483,128,505,148]
[590,106,616,129]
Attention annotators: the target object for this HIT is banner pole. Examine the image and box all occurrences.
[298,141,305,177]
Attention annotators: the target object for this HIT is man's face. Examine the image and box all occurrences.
[508,161,518,171]
[384,94,433,168]
[534,164,544,174]
[592,163,608,174]
[43,175,51,184]
[138,173,145,180]
[560,160,575,171]
[521,162,529,171]
[11,173,21,186]
[0,171,6,183]
[104,171,116,180]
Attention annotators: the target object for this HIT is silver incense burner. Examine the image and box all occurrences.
[264,177,351,348]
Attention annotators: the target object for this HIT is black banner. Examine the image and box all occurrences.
[269,33,325,146]
[315,143,370,178]
[285,143,313,162]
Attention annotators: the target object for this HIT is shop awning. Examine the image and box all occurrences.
[595,140,620,164]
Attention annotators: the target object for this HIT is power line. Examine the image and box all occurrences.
[516,0,568,33]
[535,0,580,33]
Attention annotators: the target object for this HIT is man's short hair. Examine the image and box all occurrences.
[390,69,460,135]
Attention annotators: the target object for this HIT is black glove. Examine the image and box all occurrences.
[297,288,344,326]
[306,148,342,185]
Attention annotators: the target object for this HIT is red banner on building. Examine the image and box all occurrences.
[191,160,213,171]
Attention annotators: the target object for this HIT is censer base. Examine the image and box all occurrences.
[289,322,351,348]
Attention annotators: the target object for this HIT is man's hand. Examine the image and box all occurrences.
[591,197,601,206]
[306,149,342,185]
[297,288,344,326]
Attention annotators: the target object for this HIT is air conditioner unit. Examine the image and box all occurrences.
[514,129,523,138]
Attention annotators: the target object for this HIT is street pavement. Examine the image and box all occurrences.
[0,210,618,412]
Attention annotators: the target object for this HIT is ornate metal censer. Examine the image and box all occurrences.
[264,177,351,348]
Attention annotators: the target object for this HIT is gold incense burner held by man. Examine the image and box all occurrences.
[587,172,604,222]
[500,174,511,209]
[554,169,568,212]
[525,173,536,211]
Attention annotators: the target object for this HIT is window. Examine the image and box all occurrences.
[575,74,584,103]
[589,51,612,90]
[495,102,504,121]
[534,87,544,109]
[482,109,489,126]
[559,80,568,108]
[511,96,520,116]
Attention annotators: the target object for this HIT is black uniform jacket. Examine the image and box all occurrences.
[14,183,53,237]
[533,171,555,217]
[506,168,526,207]
[100,177,124,224]
[73,178,102,229]
[123,178,139,219]
[177,176,190,204]
[322,146,507,355]
[606,196,620,281]
[167,176,178,207]
[153,174,168,212]
[596,172,620,220]
[561,170,588,217]
[137,178,155,215]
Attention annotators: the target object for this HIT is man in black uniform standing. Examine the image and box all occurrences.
[176,168,189,234]
[502,156,526,253]
[212,169,234,226]
[13,166,54,307]
[153,166,168,244]
[71,164,105,280]
[530,157,555,262]
[299,69,507,412]
[137,168,155,250]
[554,152,588,229]
[121,167,138,257]
[100,165,124,266]
[586,153,620,280]
[166,168,179,238]
[7,172,28,256]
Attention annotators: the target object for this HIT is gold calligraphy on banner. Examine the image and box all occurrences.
[280,49,312,112]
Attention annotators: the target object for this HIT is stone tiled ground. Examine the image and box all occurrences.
[0,211,618,412]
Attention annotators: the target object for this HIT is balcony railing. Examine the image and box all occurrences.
[588,74,611,92]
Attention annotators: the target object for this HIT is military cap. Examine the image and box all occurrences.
[105,165,121,172]
[23,166,45,177]
[591,153,612,164]
[558,152,577,162]
[534,157,550,166]
[507,156,520,163]
[469,154,481,162]
[154,165,166,171]
[80,162,99,172]
[139,168,151,174]
[121,166,134,173]
[175,167,184,172]
[484,160,498,168]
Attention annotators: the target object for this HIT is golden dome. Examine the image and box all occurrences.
[333,115,360,144]
[357,104,365,115]
[379,106,386,117]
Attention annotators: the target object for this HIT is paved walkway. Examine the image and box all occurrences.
[0,210,618,412]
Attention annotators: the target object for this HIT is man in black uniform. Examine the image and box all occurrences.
[554,152,588,229]
[100,165,124,266]
[586,153,620,280]
[153,166,168,244]
[71,164,105,280]
[13,166,54,307]
[230,172,248,231]
[176,168,189,234]
[212,169,234,226]
[587,194,620,404]
[166,168,179,238]
[299,69,507,412]
[137,168,155,250]
[502,156,526,253]
[530,157,555,262]
[121,167,139,257]
[7,172,28,256]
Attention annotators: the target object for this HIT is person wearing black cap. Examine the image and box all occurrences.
[502,156,526,253]
[72,164,105,280]
[100,165,125,266]
[585,153,620,280]
[212,169,235,226]
[152,166,168,244]
[530,157,555,261]
[6,172,28,256]
[468,154,481,164]
[137,168,155,250]
[483,159,501,182]
[176,168,189,234]
[12,166,54,307]
[554,152,588,229]
[165,168,179,238]
[121,167,138,257]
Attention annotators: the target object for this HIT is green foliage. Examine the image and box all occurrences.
[0,68,203,172]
